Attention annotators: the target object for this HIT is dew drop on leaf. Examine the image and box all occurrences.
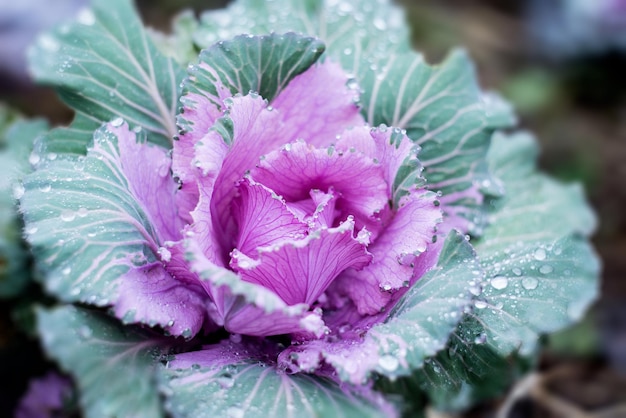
[217,374,235,389]
[378,355,399,372]
[521,277,539,290]
[38,34,60,52]
[226,406,244,418]
[29,153,41,166]
[60,210,76,222]
[78,325,92,339]
[539,265,554,274]
[490,276,508,290]
[12,183,25,199]
[76,9,96,26]
[474,333,487,344]
[533,248,547,261]
[474,300,487,309]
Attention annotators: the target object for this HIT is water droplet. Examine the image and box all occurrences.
[78,325,92,339]
[12,184,25,199]
[39,34,60,52]
[29,153,41,166]
[62,266,72,276]
[110,117,124,127]
[60,210,76,222]
[76,8,95,25]
[77,207,88,218]
[539,265,553,274]
[226,406,244,418]
[39,183,51,193]
[512,268,522,276]
[378,355,399,372]
[519,276,538,291]
[490,276,508,290]
[469,284,482,296]
[533,248,547,261]
[474,300,487,309]
[474,333,487,344]
[158,247,172,263]
[373,17,387,30]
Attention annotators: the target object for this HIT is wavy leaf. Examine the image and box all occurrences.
[0,117,47,297]
[161,340,396,418]
[404,132,600,409]
[195,0,411,75]
[37,305,165,418]
[28,0,184,150]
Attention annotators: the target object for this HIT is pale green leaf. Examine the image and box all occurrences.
[361,231,479,379]
[405,132,600,409]
[195,0,411,75]
[0,118,48,297]
[160,343,393,418]
[20,124,160,306]
[28,0,185,150]
[471,132,599,355]
[360,50,509,235]
[37,305,164,418]
[182,32,324,115]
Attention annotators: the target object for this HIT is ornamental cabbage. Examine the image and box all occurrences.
[17,0,599,416]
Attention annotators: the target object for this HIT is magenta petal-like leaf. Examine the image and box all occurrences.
[438,187,485,234]
[109,122,182,242]
[251,140,389,231]
[332,189,442,315]
[114,263,207,337]
[173,79,232,220]
[162,339,398,418]
[187,238,327,337]
[209,94,286,236]
[190,186,229,267]
[279,338,381,385]
[272,60,364,147]
[336,125,422,202]
[232,218,372,306]
[233,177,308,257]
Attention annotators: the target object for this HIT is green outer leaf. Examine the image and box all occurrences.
[471,132,599,355]
[363,231,479,379]
[0,118,48,297]
[406,318,528,411]
[195,0,411,75]
[28,0,185,150]
[161,353,390,418]
[20,124,160,306]
[360,50,506,235]
[181,32,324,120]
[407,132,600,409]
[34,114,100,158]
[37,305,164,418]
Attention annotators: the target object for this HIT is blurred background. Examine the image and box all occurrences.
[1,0,625,416]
